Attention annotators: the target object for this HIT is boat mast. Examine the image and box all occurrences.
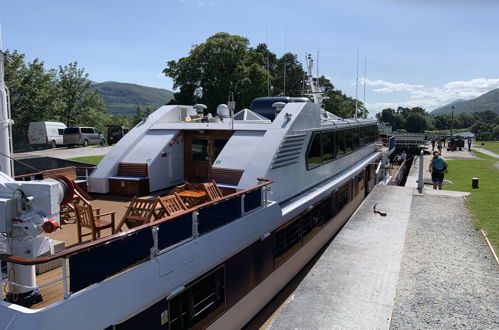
[0,27,13,177]
[363,55,367,118]
[306,54,320,104]
[355,48,359,119]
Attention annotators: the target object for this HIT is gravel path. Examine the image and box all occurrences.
[390,194,499,329]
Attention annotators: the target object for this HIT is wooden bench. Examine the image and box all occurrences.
[208,167,244,194]
[109,163,149,196]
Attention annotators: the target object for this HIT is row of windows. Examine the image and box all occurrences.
[307,125,378,170]
[275,182,351,266]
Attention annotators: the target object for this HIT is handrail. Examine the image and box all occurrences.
[0,178,273,266]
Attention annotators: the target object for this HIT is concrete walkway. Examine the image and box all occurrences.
[268,185,414,330]
[13,145,112,160]
[473,147,499,158]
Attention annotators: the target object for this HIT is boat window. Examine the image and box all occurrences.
[323,131,334,162]
[345,129,353,154]
[169,267,225,330]
[335,130,346,158]
[275,217,302,266]
[191,138,209,161]
[335,184,349,214]
[306,132,322,169]
[352,128,360,150]
[301,205,323,243]
[359,127,366,147]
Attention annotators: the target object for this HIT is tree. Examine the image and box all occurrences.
[4,51,63,148]
[56,62,106,131]
[404,112,427,133]
[272,53,306,97]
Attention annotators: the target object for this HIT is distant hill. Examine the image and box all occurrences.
[431,88,499,116]
[91,81,174,116]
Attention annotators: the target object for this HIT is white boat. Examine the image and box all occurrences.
[0,51,391,329]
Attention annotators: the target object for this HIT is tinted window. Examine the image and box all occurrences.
[57,129,64,135]
[323,131,334,162]
[192,139,208,161]
[345,129,353,153]
[336,130,346,157]
[275,217,302,266]
[352,128,360,150]
[169,267,225,330]
[64,127,79,134]
[359,127,366,147]
[82,128,93,134]
[307,132,322,169]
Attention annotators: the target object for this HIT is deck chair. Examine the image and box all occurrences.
[156,193,188,218]
[74,203,115,243]
[116,197,158,231]
[60,190,100,224]
[201,180,223,201]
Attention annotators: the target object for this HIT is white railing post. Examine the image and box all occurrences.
[62,257,69,300]
[192,211,199,238]
[151,226,159,257]
[418,149,424,193]
[241,194,245,216]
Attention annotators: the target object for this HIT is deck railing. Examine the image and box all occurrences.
[0,178,272,305]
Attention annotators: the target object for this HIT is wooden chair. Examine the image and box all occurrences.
[116,197,158,231]
[60,190,100,224]
[201,180,223,201]
[74,203,115,243]
[156,193,187,218]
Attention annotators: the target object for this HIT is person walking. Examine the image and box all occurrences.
[429,151,448,190]
[437,139,443,155]
[401,150,407,162]
[431,137,436,151]
[467,137,472,151]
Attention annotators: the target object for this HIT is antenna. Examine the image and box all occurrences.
[265,16,270,96]
[355,48,359,118]
[283,25,287,96]
[363,55,367,118]
[316,49,319,78]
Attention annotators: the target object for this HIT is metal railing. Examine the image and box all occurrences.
[0,178,273,306]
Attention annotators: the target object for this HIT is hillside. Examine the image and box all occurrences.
[431,88,499,116]
[91,81,174,116]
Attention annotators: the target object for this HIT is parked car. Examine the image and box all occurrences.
[63,127,105,147]
[106,125,129,145]
[28,122,67,148]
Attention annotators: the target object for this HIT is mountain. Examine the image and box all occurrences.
[432,99,467,113]
[91,81,174,116]
[431,88,499,116]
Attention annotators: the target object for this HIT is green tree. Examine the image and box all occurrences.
[4,51,63,148]
[56,62,106,131]
[404,112,427,133]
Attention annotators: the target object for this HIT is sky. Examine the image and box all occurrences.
[2,0,499,115]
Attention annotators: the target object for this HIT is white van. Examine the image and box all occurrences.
[28,122,67,148]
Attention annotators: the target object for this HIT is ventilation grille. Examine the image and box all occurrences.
[271,134,306,169]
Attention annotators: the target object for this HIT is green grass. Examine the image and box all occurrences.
[68,155,105,165]
[475,141,499,154]
[445,151,499,253]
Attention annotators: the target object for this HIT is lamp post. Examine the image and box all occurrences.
[451,105,455,137]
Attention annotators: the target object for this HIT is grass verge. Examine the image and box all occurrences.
[445,151,499,254]
[474,141,499,154]
[68,155,105,165]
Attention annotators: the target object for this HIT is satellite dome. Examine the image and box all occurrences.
[217,104,231,118]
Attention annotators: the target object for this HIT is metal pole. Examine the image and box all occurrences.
[62,257,69,299]
[417,149,424,193]
[451,105,455,137]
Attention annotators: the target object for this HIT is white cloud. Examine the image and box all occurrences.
[364,77,499,114]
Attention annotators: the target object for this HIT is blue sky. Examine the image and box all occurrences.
[2,0,499,114]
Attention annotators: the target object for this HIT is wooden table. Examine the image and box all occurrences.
[177,190,207,207]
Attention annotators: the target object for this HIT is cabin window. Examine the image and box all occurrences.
[306,132,322,169]
[191,138,209,161]
[352,128,360,150]
[336,130,346,158]
[169,267,225,330]
[275,217,302,266]
[345,129,353,154]
[301,205,323,243]
[359,127,366,147]
[323,131,334,162]
[335,184,349,214]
